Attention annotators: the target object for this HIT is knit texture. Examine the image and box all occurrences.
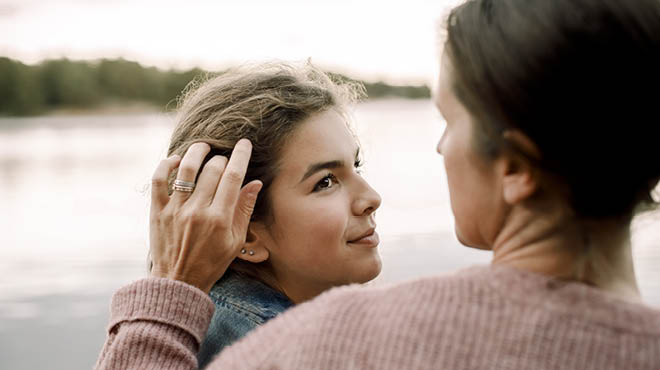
[95,265,660,370]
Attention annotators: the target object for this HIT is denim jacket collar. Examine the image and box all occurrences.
[208,269,293,322]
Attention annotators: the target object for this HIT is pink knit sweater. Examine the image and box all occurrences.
[95,265,660,369]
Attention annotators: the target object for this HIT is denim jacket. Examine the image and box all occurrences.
[197,270,293,368]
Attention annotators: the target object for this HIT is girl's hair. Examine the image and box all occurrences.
[444,0,660,220]
[162,61,364,281]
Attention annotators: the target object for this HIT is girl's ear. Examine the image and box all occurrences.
[235,223,270,263]
[499,130,541,205]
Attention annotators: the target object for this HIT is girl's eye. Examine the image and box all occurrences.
[313,174,337,192]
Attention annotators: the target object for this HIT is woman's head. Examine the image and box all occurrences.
[438,0,660,245]
[166,62,382,302]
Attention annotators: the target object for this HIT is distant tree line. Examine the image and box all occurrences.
[0,57,430,116]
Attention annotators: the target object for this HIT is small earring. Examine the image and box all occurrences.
[240,248,247,254]
[248,250,255,256]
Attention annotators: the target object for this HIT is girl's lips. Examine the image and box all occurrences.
[347,231,379,247]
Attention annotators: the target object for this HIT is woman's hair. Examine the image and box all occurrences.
[163,61,364,281]
[444,0,660,220]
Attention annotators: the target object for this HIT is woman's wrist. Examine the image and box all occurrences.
[150,265,230,294]
[110,277,216,344]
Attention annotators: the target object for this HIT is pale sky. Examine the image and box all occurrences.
[0,0,461,85]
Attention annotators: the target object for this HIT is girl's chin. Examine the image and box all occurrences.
[352,255,382,283]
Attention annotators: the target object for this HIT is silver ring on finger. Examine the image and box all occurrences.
[173,179,196,193]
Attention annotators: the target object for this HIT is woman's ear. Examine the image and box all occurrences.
[499,130,541,205]
[236,223,270,263]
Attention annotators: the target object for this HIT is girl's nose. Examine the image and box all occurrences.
[353,176,382,216]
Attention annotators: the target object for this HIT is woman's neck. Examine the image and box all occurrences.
[490,202,642,303]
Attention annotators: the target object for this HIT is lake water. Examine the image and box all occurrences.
[1,99,659,370]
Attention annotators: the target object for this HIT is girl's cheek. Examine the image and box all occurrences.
[305,206,346,238]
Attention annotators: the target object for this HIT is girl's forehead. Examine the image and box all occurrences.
[273,111,359,178]
[286,110,356,153]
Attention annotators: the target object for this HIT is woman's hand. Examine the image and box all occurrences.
[148,140,262,293]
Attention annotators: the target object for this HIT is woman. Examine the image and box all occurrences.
[96,0,660,369]
[150,62,382,367]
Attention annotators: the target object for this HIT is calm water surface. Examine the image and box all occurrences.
[1,99,659,369]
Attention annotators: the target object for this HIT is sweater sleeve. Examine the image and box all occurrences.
[94,278,216,370]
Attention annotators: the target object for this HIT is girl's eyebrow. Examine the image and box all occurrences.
[299,148,360,184]
[299,160,344,183]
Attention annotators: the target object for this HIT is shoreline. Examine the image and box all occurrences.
[0,97,432,119]
[43,101,163,117]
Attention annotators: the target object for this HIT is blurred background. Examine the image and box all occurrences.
[0,1,658,369]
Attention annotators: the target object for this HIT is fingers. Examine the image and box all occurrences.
[212,139,253,211]
[232,180,263,238]
[190,155,228,206]
[172,142,211,203]
[151,155,181,211]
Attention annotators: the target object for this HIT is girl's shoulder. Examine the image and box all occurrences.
[208,270,294,324]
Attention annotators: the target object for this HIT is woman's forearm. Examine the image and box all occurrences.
[94,278,215,370]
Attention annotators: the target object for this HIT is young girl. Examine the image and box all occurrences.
[160,62,382,367]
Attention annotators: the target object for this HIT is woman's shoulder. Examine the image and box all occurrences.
[245,264,494,334]
[316,264,491,304]
[485,263,660,334]
[212,264,660,369]
[280,263,660,335]
[210,265,496,368]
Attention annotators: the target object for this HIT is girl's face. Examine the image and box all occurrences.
[254,108,382,303]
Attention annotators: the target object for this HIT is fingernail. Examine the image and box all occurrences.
[250,182,263,197]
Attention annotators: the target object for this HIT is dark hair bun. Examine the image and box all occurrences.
[446,0,660,218]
